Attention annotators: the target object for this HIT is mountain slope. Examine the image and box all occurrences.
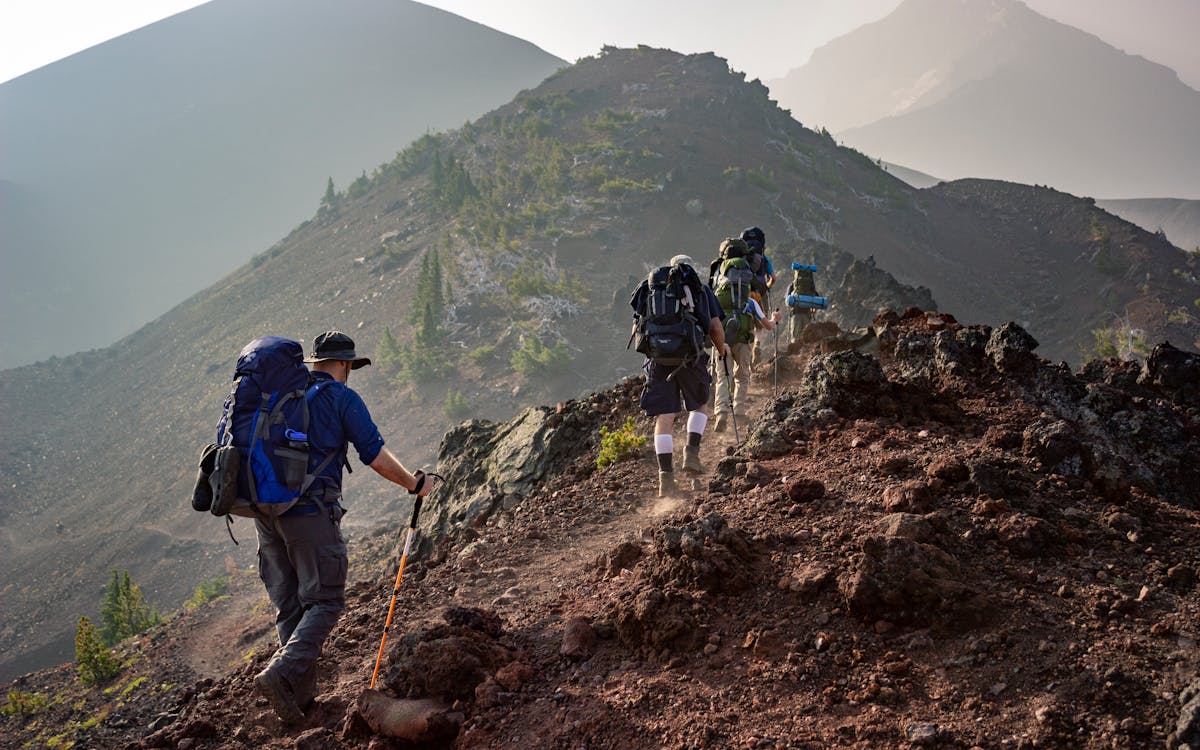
[2,316,1197,749]
[0,0,564,368]
[1,46,1197,683]
[769,0,1200,199]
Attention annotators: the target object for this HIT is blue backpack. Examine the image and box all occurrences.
[209,336,337,519]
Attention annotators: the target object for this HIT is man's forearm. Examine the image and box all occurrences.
[370,448,419,491]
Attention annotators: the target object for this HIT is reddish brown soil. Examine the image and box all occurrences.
[3,314,1198,750]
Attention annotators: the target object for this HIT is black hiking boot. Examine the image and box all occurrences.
[682,445,705,475]
[255,667,303,724]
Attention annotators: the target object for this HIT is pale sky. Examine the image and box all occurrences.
[0,0,903,85]
[2,0,1198,88]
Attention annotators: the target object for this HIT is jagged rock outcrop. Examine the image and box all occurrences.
[423,379,641,550]
[832,255,938,330]
[747,309,1200,508]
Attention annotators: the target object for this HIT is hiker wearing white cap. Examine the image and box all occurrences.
[629,255,729,496]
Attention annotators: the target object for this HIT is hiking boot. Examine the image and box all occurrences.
[713,414,728,433]
[293,664,318,711]
[682,445,705,476]
[254,667,303,724]
[658,471,678,498]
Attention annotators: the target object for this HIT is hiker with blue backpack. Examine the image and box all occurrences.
[630,254,729,497]
[194,331,432,723]
[739,226,779,367]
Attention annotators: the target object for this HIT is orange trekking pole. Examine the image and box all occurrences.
[369,472,442,689]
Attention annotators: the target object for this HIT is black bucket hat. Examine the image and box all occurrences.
[303,330,372,369]
[740,226,766,251]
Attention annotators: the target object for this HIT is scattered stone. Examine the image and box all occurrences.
[904,722,940,746]
[882,480,932,513]
[494,661,534,691]
[561,617,597,661]
[1168,677,1200,749]
[786,478,826,503]
[874,512,935,542]
[927,457,969,482]
[787,564,833,600]
[839,535,987,627]
[996,512,1054,557]
[1166,564,1196,591]
[294,727,338,750]
[597,540,643,578]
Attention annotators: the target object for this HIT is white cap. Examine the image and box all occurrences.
[669,254,695,267]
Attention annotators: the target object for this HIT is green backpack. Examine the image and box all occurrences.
[714,257,757,344]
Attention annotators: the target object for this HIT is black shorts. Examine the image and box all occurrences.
[639,354,712,416]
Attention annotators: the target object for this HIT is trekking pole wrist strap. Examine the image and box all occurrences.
[409,470,426,495]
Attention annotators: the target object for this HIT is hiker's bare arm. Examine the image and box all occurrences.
[709,318,730,357]
[370,448,432,497]
[758,310,782,331]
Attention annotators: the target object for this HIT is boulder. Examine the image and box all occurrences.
[838,535,986,628]
[561,617,597,661]
[355,691,462,742]
[986,321,1039,374]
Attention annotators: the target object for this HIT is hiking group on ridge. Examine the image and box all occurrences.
[630,226,825,498]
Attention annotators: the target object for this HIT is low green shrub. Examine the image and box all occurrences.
[511,337,573,377]
[597,417,646,469]
[184,576,229,611]
[443,389,472,419]
[1,688,47,718]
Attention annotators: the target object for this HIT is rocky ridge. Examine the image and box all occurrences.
[4,309,1198,749]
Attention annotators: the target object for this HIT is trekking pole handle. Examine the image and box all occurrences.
[406,472,443,526]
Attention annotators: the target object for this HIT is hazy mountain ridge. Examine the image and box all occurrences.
[769,0,1200,199]
[0,0,565,368]
[1,45,1197,683]
[1096,198,1200,255]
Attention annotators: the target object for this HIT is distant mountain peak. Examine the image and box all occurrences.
[769,0,1200,199]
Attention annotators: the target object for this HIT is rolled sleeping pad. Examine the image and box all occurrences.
[791,262,818,272]
[787,293,828,310]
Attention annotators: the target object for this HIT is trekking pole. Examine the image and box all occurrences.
[721,354,740,444]
[773,307,779,398]
[370,472,444,689]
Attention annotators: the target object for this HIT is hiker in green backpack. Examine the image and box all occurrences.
[709,238,779,432]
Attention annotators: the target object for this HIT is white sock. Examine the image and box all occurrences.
[686,411,708,435]
[654,434,674,455]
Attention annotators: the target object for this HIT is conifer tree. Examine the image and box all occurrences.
[375,327,403,376]
[75,616,119,685]
[99,569,162,646]
[319,177,339,217]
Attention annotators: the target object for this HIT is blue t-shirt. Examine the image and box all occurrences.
[300,371,385,504]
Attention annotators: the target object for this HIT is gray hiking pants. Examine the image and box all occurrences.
[255,504,347,689]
